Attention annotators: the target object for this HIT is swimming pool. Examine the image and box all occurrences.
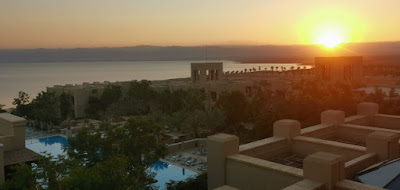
[26,135,197,189]
[26,135,68,158]
[151,161,197,189]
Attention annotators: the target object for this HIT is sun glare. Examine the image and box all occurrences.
[316,31,343,49]
[297,8,366,49]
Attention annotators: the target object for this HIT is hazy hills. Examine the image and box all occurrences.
[1,41,400,64]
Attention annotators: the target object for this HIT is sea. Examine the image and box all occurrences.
[0,60,308,108]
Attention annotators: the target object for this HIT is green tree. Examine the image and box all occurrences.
[166,172,207,190]
[157,89,205,114]
[1,116,167,190]
[217,91,248,134]
[30,91,60,125]
[85,85,122,119]
[125,80,157,115]
[0,104,6,113]
[59,92,74,120]
[368,86,386,104]
[85,96,103,119]
[389,87,398,98]
[66,116,167,189]
[63,156,135,190]
[11,91,31,117]
[100,85,122,108]
[0,163,37,190]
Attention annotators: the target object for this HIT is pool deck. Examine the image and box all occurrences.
[162,147,207,173]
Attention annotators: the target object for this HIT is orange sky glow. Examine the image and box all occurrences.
[1,0,399,49]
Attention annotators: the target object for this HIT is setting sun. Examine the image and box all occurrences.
[317,30,343,49]
[297,8,367,48]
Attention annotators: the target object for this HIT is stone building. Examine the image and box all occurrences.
[191,62,268,105]
[47,81,133,118]
[208,102,400,190]
[49,62,267,118]
[191,62,223,83]
[0,113,40,183]
[315,56,363,82]
[47,79,192,119]
[48,61,300,119]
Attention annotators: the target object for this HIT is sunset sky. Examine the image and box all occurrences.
[1,0,399,49]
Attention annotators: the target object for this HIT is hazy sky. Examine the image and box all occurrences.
[1,0,399,49]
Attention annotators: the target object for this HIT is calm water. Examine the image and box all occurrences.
[0,60,307,107]
[26,135,197,190]
[151,161,197,189]
[359,87,400,95]
[26,135,68,158]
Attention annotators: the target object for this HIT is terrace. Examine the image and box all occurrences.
[208,102,399,190]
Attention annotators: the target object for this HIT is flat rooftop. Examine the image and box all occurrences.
[4,148,42,166]
[209,102,400,190]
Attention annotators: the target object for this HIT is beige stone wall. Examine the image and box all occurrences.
[336,127,371,144]
[12,125,25,150]
[371,114,400,130]
[73,88,91,118]
[292,136,365,161]
[208,134,239,189]
[344,153,378,178]
[207,103,400,189]
[344,115,371,125]
[0,144,3,183]
[0,120,14,136]
[0,113,26,183]
[0,136,13,152]
[239,137,289,160]
[0,113,26,151]
[301,125,335,139]
[226,155,302,190]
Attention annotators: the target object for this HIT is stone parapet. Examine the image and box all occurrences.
[273,119,301,140]
[303,152,345,190]
[208,133,239,190]
[357,102,379,116]
[366,131,399,160]
[321,110,345,126]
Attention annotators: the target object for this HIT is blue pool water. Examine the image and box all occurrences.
[151,161,197,189]
[26,135,68,158]
[26,135,197,189]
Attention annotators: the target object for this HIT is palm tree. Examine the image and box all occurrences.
[290,66,295,75]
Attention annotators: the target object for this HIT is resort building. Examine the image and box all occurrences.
[208,102,400,190]
[314,56,363,82]
[191,62,223,83]
[0,113,40,183]
[47,79,193,118]
[48,62,286,118]
[47,81,129,118]
[191,62,280,104]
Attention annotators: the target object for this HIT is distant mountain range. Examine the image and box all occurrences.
[1,41,400,64]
